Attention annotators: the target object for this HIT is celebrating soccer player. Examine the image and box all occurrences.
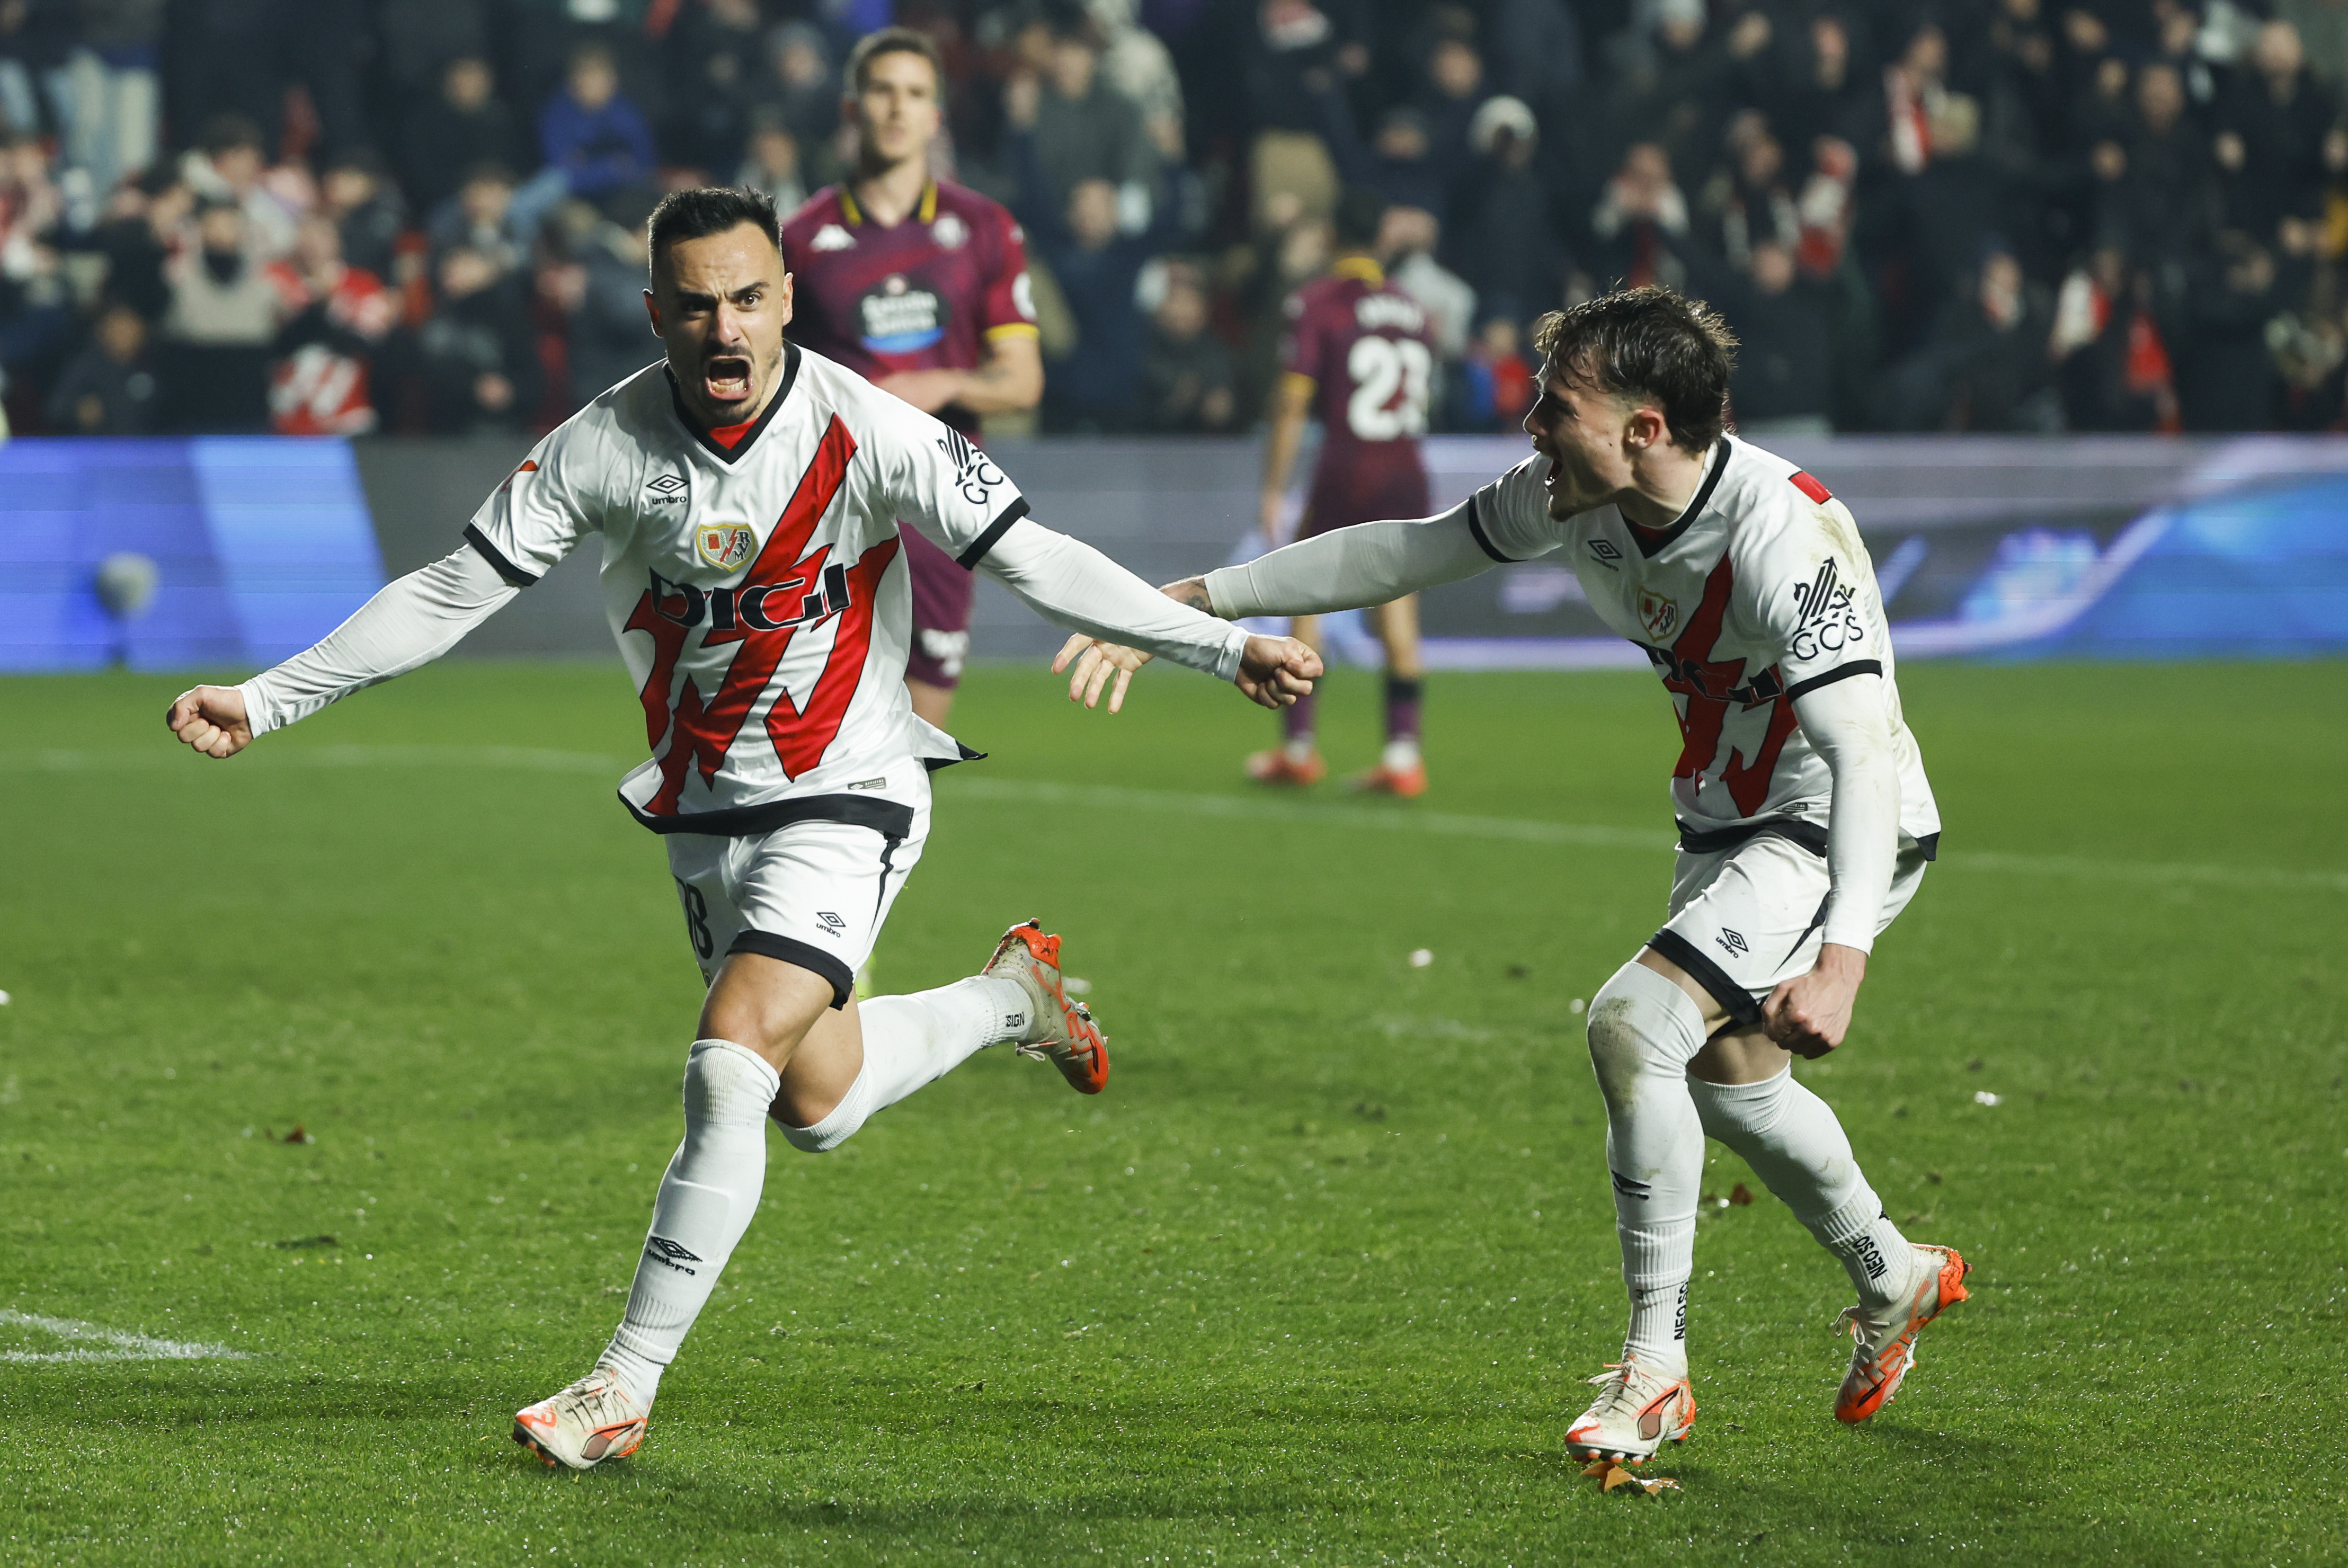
[1250,189,1435,796]
[780,28,1043,729]
[1055,286,1967,1460]
[164,186,1319,1471]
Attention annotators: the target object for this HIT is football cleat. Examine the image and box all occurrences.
[512,1369,649,1471]
[1245,746,1326,786]
[1348,760,1427,798]
[1565,1354,1696,1464]
[1834,1244,1970,1423]
[983,920,1109,1094]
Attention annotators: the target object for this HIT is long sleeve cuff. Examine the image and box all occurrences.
[981,519,1248,680]
[1203,504,1495,619]
[1793,674,1900,954]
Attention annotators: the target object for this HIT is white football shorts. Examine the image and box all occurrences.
[1646,824,1934,1028]
[661,772,931,1006]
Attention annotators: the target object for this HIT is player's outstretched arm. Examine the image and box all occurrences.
[161,545,522,758]
[977,520,1321,709]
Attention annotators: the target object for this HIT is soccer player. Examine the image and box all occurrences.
[164,186,1319,1471]
[1055,286,1968,1460]
[1251,189,1436,796]
[781,28,1042,730]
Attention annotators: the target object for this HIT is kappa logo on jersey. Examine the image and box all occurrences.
[1790,557,1865,660]
[930,212,968,250]
[1715,927,1749,959]
[1638,589,1680,641]
[810,222,855,252]
[859,275,947,353]
[936,429,1007,508]
[498,458,538,493]
[695,523,756,571]
[644,1236,703,1274]
[647,473,688,501]
[1588,538,1623,567]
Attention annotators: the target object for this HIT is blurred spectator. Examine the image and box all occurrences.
[1447,95,1561,326]
[1020,22,1158,231]
[2281,0,2348,92]
[1382,203,1474,358]
[400,55,523,220]
[766,22,841,173]
[318,147,404,282]
[1,129,73,409]
[2096,61,2222,272]
[428,162,524,275]
[1022,171,1170,430]
[734,115,806,215]
[44,0,162,199]
[663,0,767,176]
[45,296,156,432]
[373,0,491,110]
[264,210,392,433]
[0,0,59,142]
[158,196,275,429]
[180,113,295,259]
[1086,0,1187,162]
[1589,141,1691,291]
[1456,314,1534,429]
[536,42,656,208]
[2176,230,2283,430]
[79,165,181,320]
[2051,246,2180,432]
[1718,238,1835,431]
[406,242,541,433]
[1140,263,1235,430]
[561,192,659,404]
[2213,21,2341,248]
[1310,74,1450,218]
[1884,246,2056,431]
[1414,24,1486,176]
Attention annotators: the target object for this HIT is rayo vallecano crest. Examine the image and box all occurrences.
[696,523,756,571]
[1638,589,1679,641]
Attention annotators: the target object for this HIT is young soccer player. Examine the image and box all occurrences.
[780,28,1043,729]
[165,186,1319,1470]
[1251,189,1436,795]
[1054,286,1967,1459]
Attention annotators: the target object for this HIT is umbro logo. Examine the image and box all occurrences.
[1715,928,1749,958]
[1587,538,1623,568]
[815,911,847,936]
[646,473,687,500]
[811,223,855,252]
[645,1236,703,1274]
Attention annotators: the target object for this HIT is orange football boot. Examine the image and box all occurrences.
[1835,1244,1970,1423]
[1245,746,1327,786]
[983,920,1109,1094]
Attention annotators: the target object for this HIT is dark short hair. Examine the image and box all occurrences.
[1532,286,1738,452]
[646,185,781,274]
[1333,187,1388,251]
[846,26,944,95]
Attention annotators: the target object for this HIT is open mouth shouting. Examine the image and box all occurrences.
[701,352,755,407]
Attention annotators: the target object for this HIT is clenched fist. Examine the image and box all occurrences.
[166,685,253,759]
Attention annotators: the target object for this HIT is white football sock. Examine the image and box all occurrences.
[600,1039,779,1405]
[1586,961,1709,1375]
[775,977,1026,1154]
[1688,1066,1916,1306]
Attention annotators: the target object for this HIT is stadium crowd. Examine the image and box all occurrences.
[3,0,2347,437]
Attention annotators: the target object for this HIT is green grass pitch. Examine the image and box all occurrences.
[1,657,2342,1565]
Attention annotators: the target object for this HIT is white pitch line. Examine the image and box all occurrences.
[0,1309,246,1364]
[8,747,2344,894]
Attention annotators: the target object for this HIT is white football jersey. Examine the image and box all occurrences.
[465,345,1024,830]
[1465,434,1940,843]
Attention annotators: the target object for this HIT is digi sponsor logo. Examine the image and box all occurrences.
[1637,589,1679,641]
[695,523,756,572]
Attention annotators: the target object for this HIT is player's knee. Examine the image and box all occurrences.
[1585,961,1706,1114]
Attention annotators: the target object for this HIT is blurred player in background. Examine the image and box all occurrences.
[781,28,1042,729]
[1057,286,1969,1463]
[166,186,1317,1471]
[1251,188,1435,796]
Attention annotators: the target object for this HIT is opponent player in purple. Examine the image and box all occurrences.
[781,28,1042,729]
[1250,190,1436,796]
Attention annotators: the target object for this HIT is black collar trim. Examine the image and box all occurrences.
[1628,437,1730,559]
[668,342,800,466]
